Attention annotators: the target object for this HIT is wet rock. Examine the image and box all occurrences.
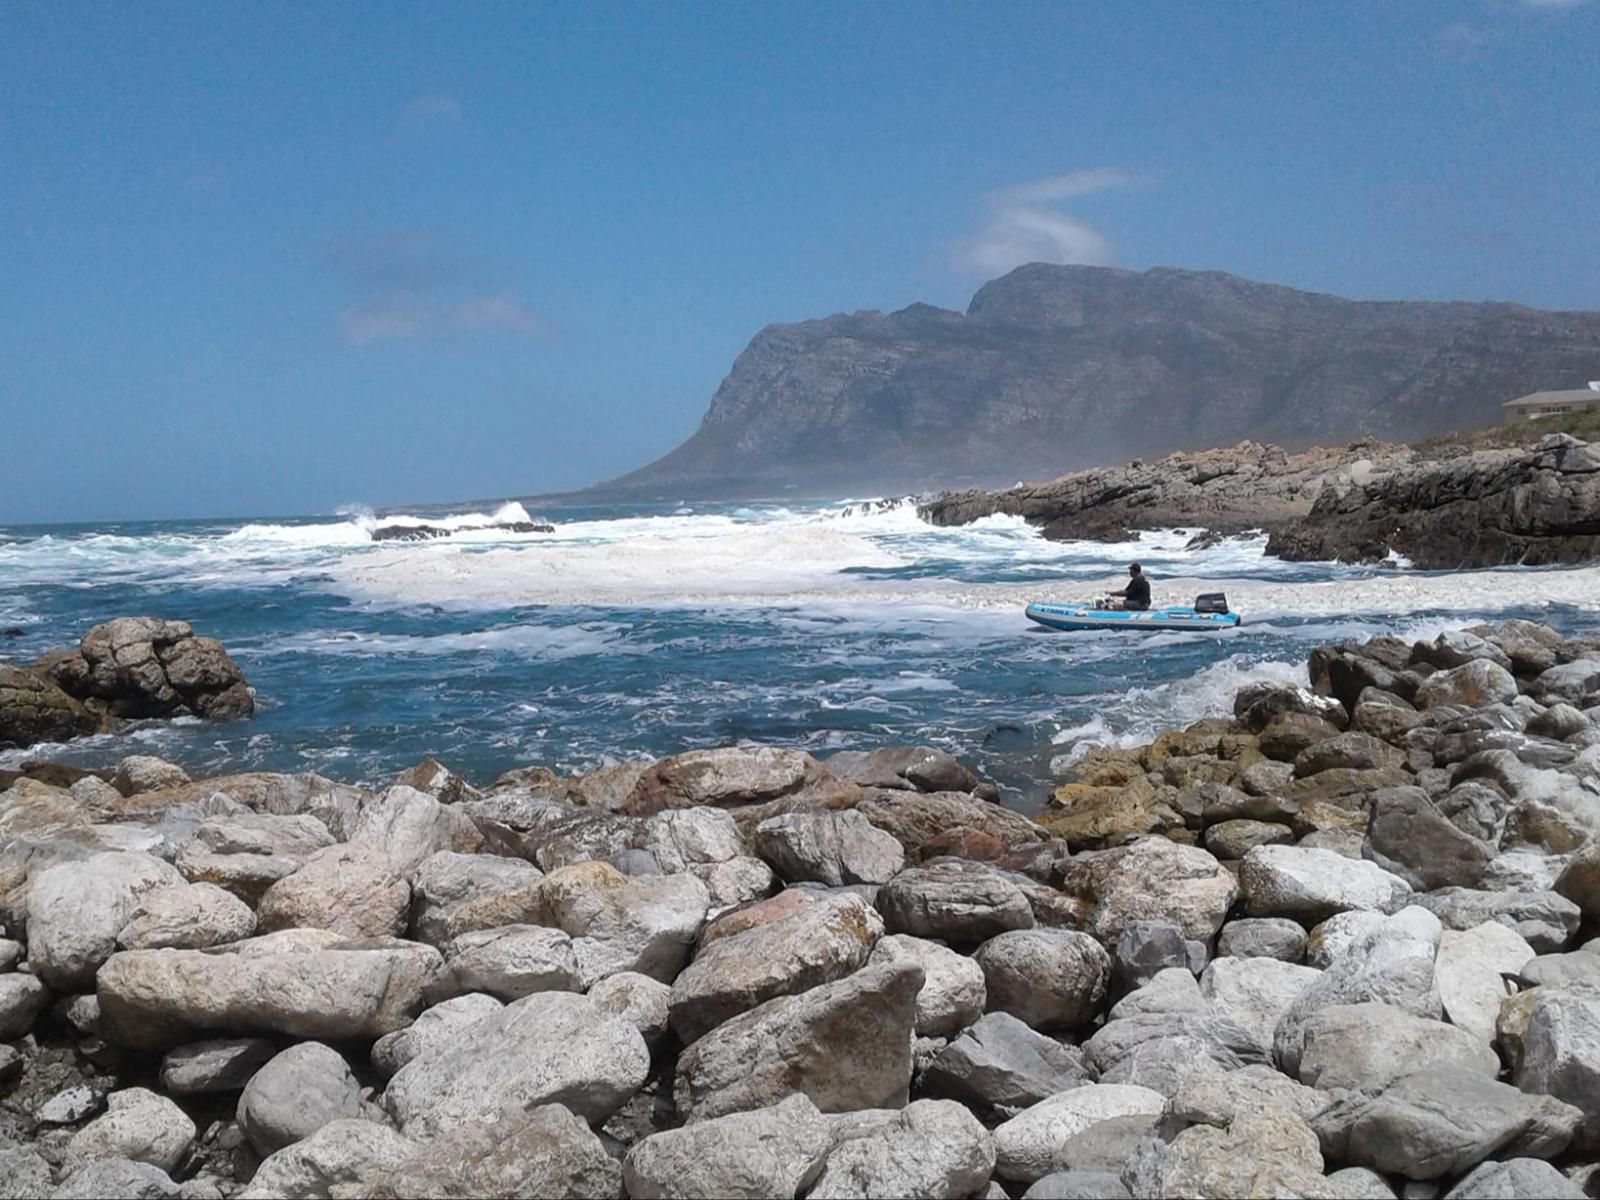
[97,931,445,1049]
[1312,1065,1582,1180]
[1217,917,1306,962]
[867,932,985,1038]
[669,892,882,1044]
[753,809,905,886]
[385,991,650,1138]
[808,1099,994,1200]
[675,961,921,1122]
[65,1087,196,1174]
[256,843,409,939]
[160,1038,277,1095]
[921,1011,1094,1117]
[1240,844,1411,923]
[975,928,1110,1031]
[237,1042,378,1158]
[876,860,1034,944]
[622,1094,830,1200]
[240,1119,417,1200]
[992,1083,1166,1183]
[1298,1001,1499,1091]
[0,663,104,748]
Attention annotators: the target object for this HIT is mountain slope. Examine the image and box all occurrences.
[603,265,1600,497]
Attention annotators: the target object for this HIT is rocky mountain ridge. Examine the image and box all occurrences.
[603,264,1600,498]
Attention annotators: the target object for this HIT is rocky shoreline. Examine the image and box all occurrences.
[920,432,1600,570]
[0,617,1597,1196]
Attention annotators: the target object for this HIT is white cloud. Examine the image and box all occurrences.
[1437,21,1493,47]
[956,167,1130,276]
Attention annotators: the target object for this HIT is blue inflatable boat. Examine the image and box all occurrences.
[1026,592,1242,632]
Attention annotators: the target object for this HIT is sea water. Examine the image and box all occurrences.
[4,498,1598,810]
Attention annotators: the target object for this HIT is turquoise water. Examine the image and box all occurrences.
[4,498,1597,809]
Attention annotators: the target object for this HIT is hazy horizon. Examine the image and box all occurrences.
[5,2,1599,524]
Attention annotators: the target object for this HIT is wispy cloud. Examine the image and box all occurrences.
[1437,21,1494,48]
[1517,0,1589,9]
[324,231,546,347]
[955,167,1133,276]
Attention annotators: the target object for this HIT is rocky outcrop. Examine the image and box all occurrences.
[603,263,1600,498]
[1,616,253,750]
[1268,433,1600,568]
[369,520,553,542]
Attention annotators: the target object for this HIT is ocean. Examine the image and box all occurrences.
[4,497,1598,811]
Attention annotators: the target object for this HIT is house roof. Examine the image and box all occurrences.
[1503,388,1600,409]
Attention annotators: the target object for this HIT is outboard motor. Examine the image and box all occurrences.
[1193,592,1230,614]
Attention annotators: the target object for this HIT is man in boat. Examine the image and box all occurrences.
[1110,562,1151,611]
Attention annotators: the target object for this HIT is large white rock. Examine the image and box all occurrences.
[642,807,744,872]
[349,784,482,875]
[384,991,649,1138]
[809,1099,996,1199]
[443,925,580,1000]
[407,851,541,947]
[1240,845,1412,924]
[1297,1001,1500,1091]
[1061,836,1239,944]
[993,1083,1167,1183]
[867,933,986,1038]
[532,861,710,987]
[26,851,184,989]
[623,1094,832,1200]
[97,930,446,1049]
[973,929,1110,1031]
[63,1088,195,1174]
[1199,956,1322,1049]
[239,1119,417,1200]
[1436,921,1538,1043]
[237,1042,380,1158]
[370,993,504,1079]
[117,882,255,951]
[174,811,336,903]
[255,843,410,939]
[753,810,906,887]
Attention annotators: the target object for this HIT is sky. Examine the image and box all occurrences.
[3,1,1598,523]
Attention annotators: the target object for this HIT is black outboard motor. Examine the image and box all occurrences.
[1193,592,1230,614]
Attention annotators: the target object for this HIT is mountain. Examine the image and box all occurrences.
[601,265,1600,497]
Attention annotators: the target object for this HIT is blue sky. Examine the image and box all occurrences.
[3,1,1597,522]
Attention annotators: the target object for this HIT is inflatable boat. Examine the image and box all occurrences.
[1026,592,1242,632]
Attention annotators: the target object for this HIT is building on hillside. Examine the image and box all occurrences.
[1502,383,1600,422]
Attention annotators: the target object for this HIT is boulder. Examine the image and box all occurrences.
[1203,819,1293,860]
[0,1147,53,1200]
[1275,906,1443,1075]
[867,932,986,1038]
[174,812,336,903]
[1415,660,1520,710]
[385,991,650,1138]
[256,843,410,939]
[1123,1102,1335,1200]
[1312,1065,1582,1180]
[117,882,256,950]
[26,851,184,989]
[112,756,191,796]
[1216,917,1306,962]
[1411,887,1580,953]
[1482,849,1569,892]
[1107,967,1210,1020]
[856,789,1045,857]
[1556,837,1600,920]
[370,992,504,1079]
[1021,1171,1130,1200]
[1436,780,1511,844]
[1060,837,1238,944]
[992,1084,1167,1183]
[619,747,855,817]
[622,1094,831,1200]
[443,925,580,1000]
[407,850,541,946]
[159,1038,277,1095]
[0,973,51,1039]
[587,971,672,1050]
[1199,956,1321,1049]
[1235,682,1348,733]
[1083,1010,1273,1091]
[1293,731,1403,777]
[975,928,1109,1031]
[349,784,483,874]
[808,1099,995,1200]
[524,861,710,987]
[753,810,905,886]
[1444,1158,1586,1200]
[239,1120,417,1200]
[1436,921,1538,1043]
[876,861,1034,944]
[827,745,985,794]
[364,1105,621,1200]
[0,663,103,747]
[1258,713,1343,763]
[675,961,921,1122]
[64,1087,196,1174]
[1363,786,1493,892]
[393,756,482,805]
[669,893,883,1044]
[921,1011,1095,1117]
[50,1159,181,1200]
[1533,659,1600,705]
[1297,1002,1500,1091]
[1514,981,1600,1150]
[97,931,445,1049]
[1239,844,1411,924]
[237,1042,378,1158]
[63,617,252,719]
